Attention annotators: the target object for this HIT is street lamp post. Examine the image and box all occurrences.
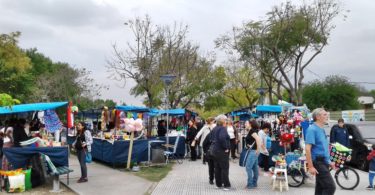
[160,74,176,146]
[256,87,268,105]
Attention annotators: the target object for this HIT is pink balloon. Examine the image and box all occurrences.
[124,118,130,125]
[134,119,143,131]
[128,124,135,132]
[135,124,143,131]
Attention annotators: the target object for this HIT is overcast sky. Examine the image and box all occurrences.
[1,0,374,106]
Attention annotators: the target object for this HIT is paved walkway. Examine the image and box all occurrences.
[152,159,371,195]
[60,155,154,195]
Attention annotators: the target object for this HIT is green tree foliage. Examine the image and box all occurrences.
[0,32,33,101]
[370,90,375,98]
[223,65,259,107]
[25,48,109,104]
[75,97,117,111]
[0,93,20,107]
[0,32,114,108]
[302,75,360,111]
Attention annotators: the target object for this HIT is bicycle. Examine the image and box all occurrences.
[287,157,360,190]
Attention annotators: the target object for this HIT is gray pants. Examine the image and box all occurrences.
[77,150,87,178]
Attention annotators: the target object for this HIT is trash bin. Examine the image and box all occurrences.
[152,148,165,164]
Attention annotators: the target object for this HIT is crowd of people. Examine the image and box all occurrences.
[180,108,375,194]
[181,114,271,191]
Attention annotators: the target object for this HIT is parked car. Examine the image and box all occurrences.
[327,122,375,171]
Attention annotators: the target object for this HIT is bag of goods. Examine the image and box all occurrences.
[329,143,352,168]
[8,173,26,192]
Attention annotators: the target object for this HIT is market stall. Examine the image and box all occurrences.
[91,136,185,165]
[0,102,70,192]
[2,147,68,169]
[253,104,300,169]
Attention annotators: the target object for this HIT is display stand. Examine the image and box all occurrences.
[126,131,135,170]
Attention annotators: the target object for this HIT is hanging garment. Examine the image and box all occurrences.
[44,110,62,133]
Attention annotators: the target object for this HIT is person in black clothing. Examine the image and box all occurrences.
[13,118,29,147]
[186,120,198,161]
[73,122,93,183]
[203,130,215,185]
[157,120,167,137]
[211,114,231,191]
[244,119,262,189]
[195,117,204,159]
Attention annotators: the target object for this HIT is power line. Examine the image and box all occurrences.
[350,82,375,85]
[305,68,375,84]
[305,68,323,79]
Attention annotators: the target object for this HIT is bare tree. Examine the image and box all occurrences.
[107,16,218,108]
[217,0,343,105]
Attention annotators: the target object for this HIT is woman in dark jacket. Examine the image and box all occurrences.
[186,120,198,161]
[245,119,262,189]
[73,122,93,183]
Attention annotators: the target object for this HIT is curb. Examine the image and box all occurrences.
[60,180,80,195]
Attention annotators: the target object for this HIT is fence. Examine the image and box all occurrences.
[329,109,375,121]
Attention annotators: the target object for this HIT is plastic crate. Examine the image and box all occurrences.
[285,153,300,166]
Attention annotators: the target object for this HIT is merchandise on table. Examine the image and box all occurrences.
[329,143,352,168]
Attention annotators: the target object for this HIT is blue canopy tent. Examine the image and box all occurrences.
[227,106,257,121]
[158,109,186,116]
[0,102,68,115]
[148,108,197,117]
[115,105,150,113]
[256,105,282,116]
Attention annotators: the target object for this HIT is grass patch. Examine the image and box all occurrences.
[134,163,174,182]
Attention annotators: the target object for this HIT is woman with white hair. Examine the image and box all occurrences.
[194,117,216,164]
[210,114,231,191]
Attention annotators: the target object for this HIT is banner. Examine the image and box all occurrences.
[341,110,365,122]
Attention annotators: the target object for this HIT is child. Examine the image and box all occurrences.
[367,145,375,190]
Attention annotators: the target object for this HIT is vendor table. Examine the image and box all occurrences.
[90,136,185,165]
[2,146,69,169]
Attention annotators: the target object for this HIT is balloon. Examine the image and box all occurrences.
[134,119,143,131]
[128,124,135,131]
[124,118,130,125]
[72,106,79,113]
[135,118,143,124]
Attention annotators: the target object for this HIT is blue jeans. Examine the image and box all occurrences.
[245,150,258,188]
[369,172,375,187]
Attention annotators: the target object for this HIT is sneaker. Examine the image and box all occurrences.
[223,187,231,191]
[366,185,373,190]
[215,186,222,189]
[77,178,87,183]
[209,180,214,185]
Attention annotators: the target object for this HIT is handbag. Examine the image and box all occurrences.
[85,151,92,163]
[239,142,255,167]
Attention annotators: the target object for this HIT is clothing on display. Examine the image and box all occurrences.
[43,110,62,133]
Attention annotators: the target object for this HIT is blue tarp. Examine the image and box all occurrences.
[2,147,69,169]
[0,102,68,115]
[256,105,282,113]
[148,108,187,116]
[115,105,150,112]
[89,136,185,164]
[148,108,160,117]
[158,109,185,116]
